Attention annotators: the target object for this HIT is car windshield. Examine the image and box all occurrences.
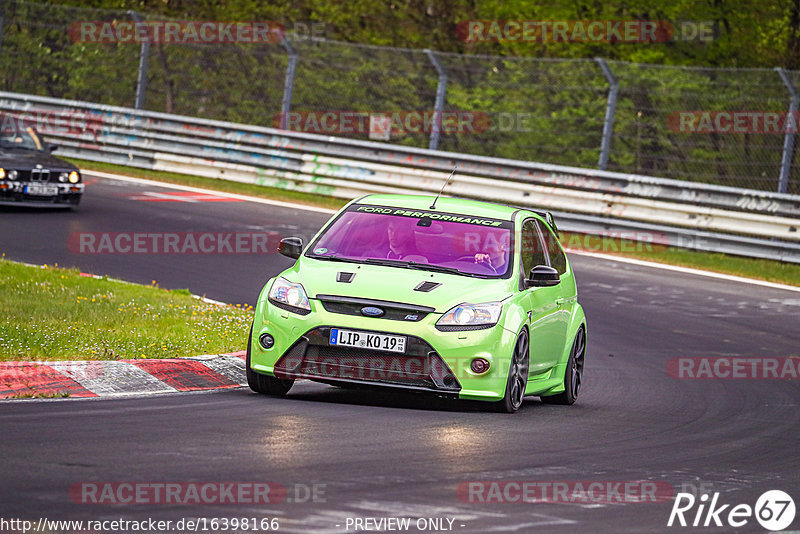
[307,205,514,277]
[0,114,44,151]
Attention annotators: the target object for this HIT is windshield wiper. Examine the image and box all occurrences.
[319,256,483,278]
[364,258,466,276]
[405,261,463,275]
[363,258,407,267]
[308,254,366,264]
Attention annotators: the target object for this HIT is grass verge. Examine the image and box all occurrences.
[70,158,799,288]
[6,390,71,399]
[0,258,254,361]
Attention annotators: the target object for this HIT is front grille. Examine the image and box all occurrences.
[273,326,460,393]
[317,294,434,322]
[30,169,51,182]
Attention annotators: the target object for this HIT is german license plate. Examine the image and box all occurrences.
[329,328,406,353]
[25,184,58,196]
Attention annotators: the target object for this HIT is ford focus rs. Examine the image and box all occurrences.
[247,194,586,412]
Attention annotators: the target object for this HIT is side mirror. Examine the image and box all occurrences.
[48,144,59,153]
[525,265,560,288]
[278,237,303,259]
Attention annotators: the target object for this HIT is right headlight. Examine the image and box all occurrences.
[436,301,502,330]
[268,277,311,314]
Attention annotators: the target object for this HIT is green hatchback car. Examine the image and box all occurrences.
[247,194,586,412]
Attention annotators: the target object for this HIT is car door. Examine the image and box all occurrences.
[540,221,573,362]
[520,219,568,374]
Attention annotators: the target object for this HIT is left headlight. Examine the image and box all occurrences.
[437,301,502,329]
[268,277,311,313]
[68,171,80,184]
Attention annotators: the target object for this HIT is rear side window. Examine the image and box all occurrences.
[543,226,567,275]
[520,219,548,276]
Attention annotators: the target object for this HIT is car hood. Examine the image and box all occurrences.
[285,257,515,313]
[0,147,77,170]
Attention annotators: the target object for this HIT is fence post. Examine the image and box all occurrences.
[129,11,150,110]
[595,57,619,171]
[776,67,798,194]
[425,49,448,151]
[280,36,297,130]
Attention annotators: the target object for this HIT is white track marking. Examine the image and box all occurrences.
[86,169,337,213]
[569,250,800,293]
[49,360,177,395]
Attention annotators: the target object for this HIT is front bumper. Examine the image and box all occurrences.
[0,182,83,207]
[250,296,518,401]
[273,326,462,395]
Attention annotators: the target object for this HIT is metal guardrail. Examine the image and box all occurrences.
[2,91,799,263]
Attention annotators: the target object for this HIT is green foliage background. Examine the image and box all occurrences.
[1,0,798,192]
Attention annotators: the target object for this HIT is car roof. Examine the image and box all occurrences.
[355,194,538,221]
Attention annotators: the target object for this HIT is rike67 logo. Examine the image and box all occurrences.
[668,490,795,531]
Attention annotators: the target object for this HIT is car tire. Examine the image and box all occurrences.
[246,324,294,396]
[540,326,585,406]
[495,328,529,413]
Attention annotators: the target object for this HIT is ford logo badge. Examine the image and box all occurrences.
[361,306,384,317]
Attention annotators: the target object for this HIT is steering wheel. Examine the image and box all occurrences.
[455,255,499,274]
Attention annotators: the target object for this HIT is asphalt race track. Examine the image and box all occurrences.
[1,174,798,533]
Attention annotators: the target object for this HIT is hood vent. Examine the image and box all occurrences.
[414,281,441,292]
[336,272,355,283]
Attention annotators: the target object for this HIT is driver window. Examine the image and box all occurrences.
[521,219,547,277]
[543,226,567,275]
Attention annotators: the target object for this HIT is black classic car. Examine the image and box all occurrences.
[0,113,83,208]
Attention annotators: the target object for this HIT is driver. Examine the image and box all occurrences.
[386,218,418,260]
[474,234,509,274]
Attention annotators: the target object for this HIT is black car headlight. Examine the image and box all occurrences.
[59,171,79,183]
